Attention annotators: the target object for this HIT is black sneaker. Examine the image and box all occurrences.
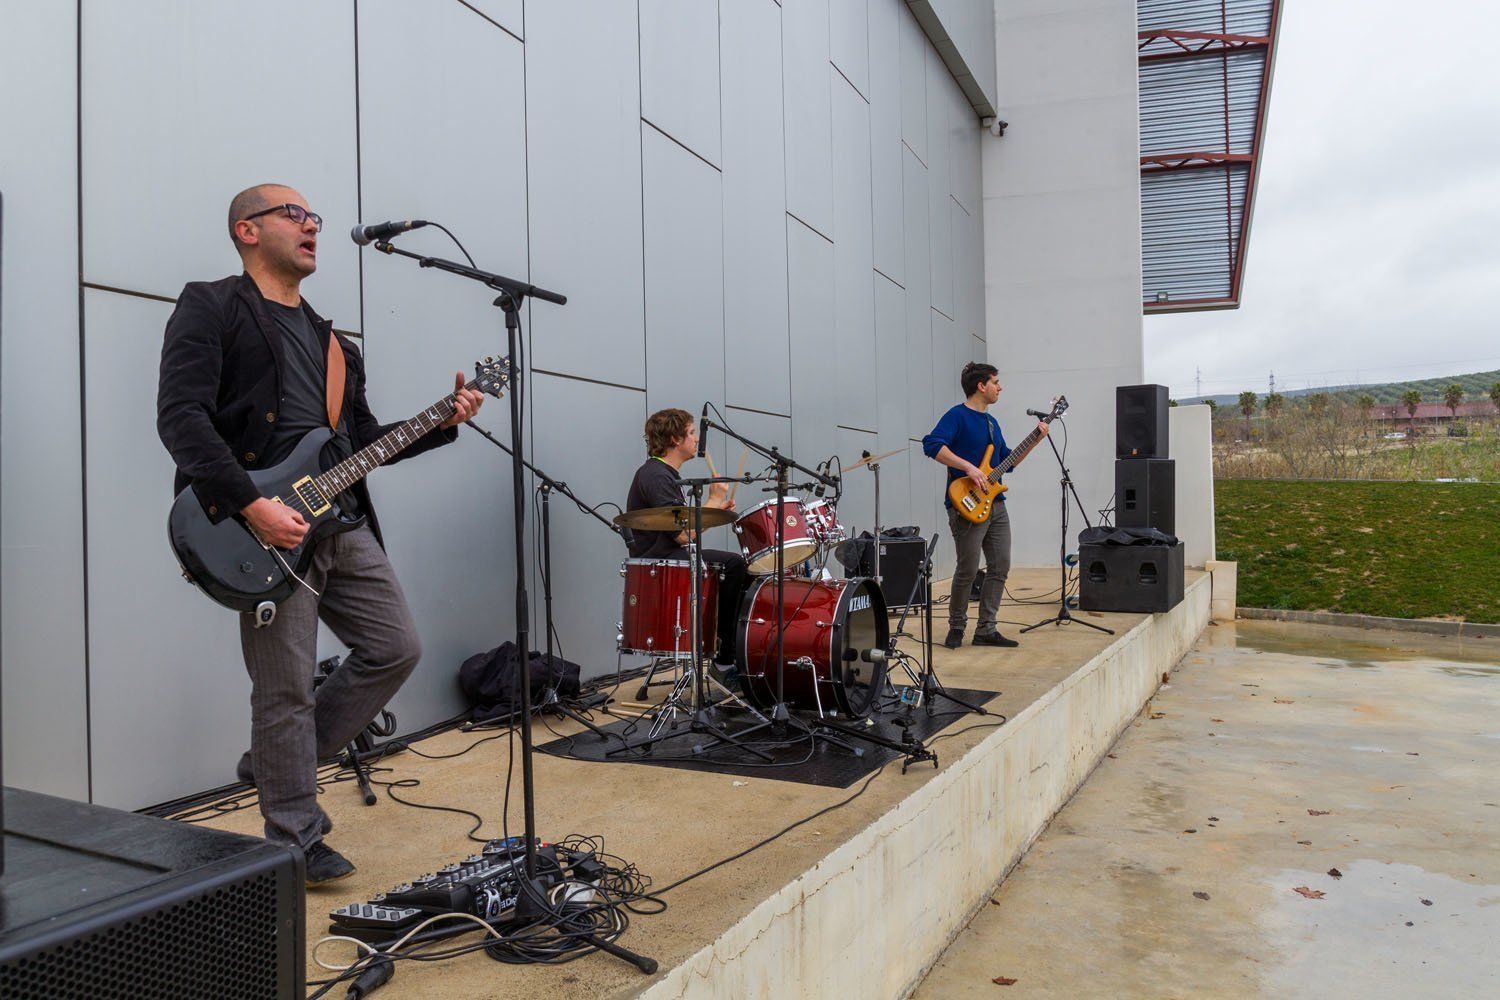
[972,631,1019,648]
[943,628,965,649]
[303,840,356,885]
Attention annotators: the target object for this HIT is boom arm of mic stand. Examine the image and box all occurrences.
[464,419,624,538]
[372,240,567,305]
[700,416,839,490]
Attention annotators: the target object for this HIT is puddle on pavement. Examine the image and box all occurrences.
[1259,860,1500,998]
[1229,620,1500,668]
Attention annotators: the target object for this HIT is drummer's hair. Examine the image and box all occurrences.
[961,361,998,397]
[645,408,695,456]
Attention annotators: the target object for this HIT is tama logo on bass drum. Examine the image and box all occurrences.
[849,594,871,613]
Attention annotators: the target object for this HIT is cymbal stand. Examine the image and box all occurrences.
[609,486,772,761]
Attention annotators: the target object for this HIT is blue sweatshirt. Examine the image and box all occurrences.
[923,403,1011,507]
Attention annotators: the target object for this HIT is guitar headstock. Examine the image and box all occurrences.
[471,356,513,399]
[1044,395,1069,422]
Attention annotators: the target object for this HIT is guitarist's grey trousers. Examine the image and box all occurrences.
[239,524,420,849]
[946,501,1012,636]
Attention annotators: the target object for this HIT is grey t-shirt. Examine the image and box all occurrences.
[261,300,359,513]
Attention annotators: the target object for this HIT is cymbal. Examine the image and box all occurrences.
[613,505,737,532]
[844,446,906,471]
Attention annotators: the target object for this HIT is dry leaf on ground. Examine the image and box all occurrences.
[1274,698,1294,704]
[1328,868,1343,879]
[1149,712,1165,720]
[992,976,1018,986]
[1193,891,1210,900]
[1308,809,1331,816]
[1292,886,1326,899]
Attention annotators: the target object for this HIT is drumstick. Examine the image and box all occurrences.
[704,450,719,478]
[729,450,747,504]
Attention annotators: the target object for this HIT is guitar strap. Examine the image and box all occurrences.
[325,332,346,430]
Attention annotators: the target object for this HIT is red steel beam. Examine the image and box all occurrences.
[1140,152,1254,172]
[1138,29,1270,62]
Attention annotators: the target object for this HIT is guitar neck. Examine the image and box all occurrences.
[314,381,476,498]
[988,422,1048,482]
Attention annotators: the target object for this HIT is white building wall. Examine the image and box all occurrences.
[983,0,1144,568]
[1,0,994,808]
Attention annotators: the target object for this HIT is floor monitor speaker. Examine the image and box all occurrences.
[1077,541,1184,614]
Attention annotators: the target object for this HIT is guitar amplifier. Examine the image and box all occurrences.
[843,533,928,609]
[0,788,305,999]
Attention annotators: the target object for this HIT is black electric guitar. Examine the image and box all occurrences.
[168,356,512,615]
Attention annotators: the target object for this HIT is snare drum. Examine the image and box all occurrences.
[733,497,818,575]
[803,498,846,545]
[618,559,720,657]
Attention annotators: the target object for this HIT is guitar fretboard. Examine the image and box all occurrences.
[988,422,1049,483]
[314,380,479,499]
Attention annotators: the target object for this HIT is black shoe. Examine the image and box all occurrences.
[303,840,356,885]
[972,631,1019,648]
[943,628,965,649]
[235,751,254,784]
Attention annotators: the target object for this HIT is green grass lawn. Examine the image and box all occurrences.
[1215,479,1500,623]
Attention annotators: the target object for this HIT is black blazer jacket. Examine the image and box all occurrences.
[156,273,455,540]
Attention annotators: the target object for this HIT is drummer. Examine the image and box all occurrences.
[626,408,748,675]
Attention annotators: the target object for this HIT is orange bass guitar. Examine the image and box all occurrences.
[947,396,1069,524]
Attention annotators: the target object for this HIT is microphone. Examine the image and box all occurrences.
[843,648,888,664]
[618,525,636,547]
[1025,407,1049,418]
[350,219,429,246]
[696,402,709,459]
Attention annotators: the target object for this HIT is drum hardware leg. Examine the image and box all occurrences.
[706,674,767,723]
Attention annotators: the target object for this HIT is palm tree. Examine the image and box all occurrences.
[1265,392,1285,418]
[1204,398,1218,417]
[1401,389,1422,435]
[1443,383,1464,419]
[1237,390,1257,439]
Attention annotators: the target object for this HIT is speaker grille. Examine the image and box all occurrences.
[0,871,283,1000]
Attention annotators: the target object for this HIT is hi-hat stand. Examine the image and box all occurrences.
[1021,426,1114,636]
[888,533,989,717]
[461,420,619,742]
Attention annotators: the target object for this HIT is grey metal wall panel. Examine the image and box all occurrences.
[81,289,248,809]
[642,126,725,415]
[524,0,646,389]
[929,308,958,428]
[355,2,530,733]
[831,74,877,433]
[783,0,835,239]
[869,0,905,285]
[952,199,980,340]
[722,0,791,417]
[640,0,722,167]
[925,51,955,320]
[949,80,981,216]
[0,2,90,800]
[899,5,929,165]
[873,271,907,450]
[829,0,870,99]
[529,373,648,680]
[461,0,523,38]
[786,217,838,466]
[80,0,359,325]
[901,146,934,440]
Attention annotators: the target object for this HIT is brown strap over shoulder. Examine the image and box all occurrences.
[325,333,346,430]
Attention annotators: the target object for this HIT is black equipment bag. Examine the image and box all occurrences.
[458,642,582,723]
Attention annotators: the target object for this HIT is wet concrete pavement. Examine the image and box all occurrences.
[915,619,1500,999]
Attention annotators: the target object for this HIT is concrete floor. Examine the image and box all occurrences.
[915,619,1500,999]
[197,567,1173,999]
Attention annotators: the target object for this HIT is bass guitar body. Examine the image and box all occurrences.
[947,444,1008,524]
[167,428,364,613]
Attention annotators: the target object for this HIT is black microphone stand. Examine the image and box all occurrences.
[1021,424,1113,636]
[370,239,564,882]
[892,533,989,717]
[461,419,619,743]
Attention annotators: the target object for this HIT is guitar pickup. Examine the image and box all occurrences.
[292,476,331,516]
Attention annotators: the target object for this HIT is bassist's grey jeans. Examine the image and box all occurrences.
[239,524,420,849]
[946,501,1012,635]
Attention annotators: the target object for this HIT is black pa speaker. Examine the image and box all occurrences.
[841,533,928,609]
[1116,384,1169,459]
[1114,458,1175,534]
[1077,541,1184,614]
[0,788,305,998]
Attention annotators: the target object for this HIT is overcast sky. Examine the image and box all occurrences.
[1142,0,1500,399]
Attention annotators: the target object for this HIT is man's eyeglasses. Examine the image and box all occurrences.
[241,204,324,232]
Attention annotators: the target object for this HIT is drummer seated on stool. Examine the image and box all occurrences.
[626,408,748,676]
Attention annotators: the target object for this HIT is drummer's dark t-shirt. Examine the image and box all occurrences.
[625,457,686,558]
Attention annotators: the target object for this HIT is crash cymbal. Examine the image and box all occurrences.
[844,446,905,471]
[613,505,737,532]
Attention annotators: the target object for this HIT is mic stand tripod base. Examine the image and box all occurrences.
[1020,600,1113,635]
[811,715,937,773]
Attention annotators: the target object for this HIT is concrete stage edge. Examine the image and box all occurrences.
[644,574,1210,999]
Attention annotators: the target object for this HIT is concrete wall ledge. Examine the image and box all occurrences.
[641,575,1211,999]
[1237,606,1500,640]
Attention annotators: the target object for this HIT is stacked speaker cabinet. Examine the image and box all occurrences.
[1081,384,1183,613]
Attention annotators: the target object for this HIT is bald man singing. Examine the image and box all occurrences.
[157,184,484,884]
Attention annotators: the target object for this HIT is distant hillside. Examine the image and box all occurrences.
[1182,369,1500,409]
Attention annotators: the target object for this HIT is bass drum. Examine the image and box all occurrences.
[737,577,888,718]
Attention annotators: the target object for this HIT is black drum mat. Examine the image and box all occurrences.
[536,687,1000,788]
